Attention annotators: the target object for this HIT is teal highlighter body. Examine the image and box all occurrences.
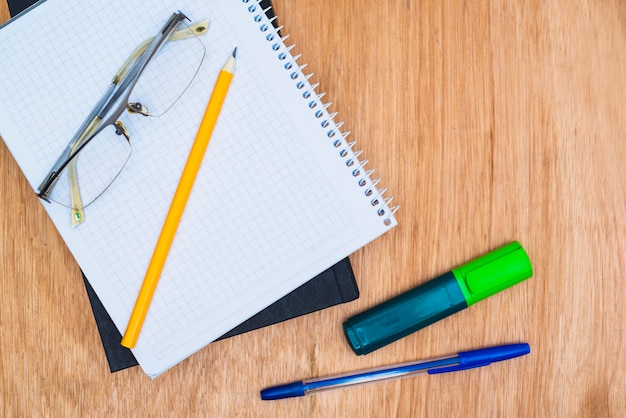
[343,241,532,355]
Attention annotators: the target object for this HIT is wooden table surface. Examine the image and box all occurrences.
[2,1,625,416]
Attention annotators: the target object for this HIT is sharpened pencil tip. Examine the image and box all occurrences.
[232,47,238,58]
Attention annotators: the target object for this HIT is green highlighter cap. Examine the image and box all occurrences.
[452,241,532,305]
[343,241,533,355]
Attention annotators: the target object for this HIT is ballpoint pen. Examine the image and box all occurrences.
[260,343,530,400]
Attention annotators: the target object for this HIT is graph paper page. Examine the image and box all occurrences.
[0,0,397,376]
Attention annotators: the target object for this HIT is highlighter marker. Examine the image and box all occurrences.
[343,241,532,355]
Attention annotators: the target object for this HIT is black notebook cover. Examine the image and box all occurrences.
[9,0,360,372]
[84,259,357,371]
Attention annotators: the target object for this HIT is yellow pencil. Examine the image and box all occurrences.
[121,48,237,348]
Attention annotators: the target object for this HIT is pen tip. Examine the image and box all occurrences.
[232,47,238,58]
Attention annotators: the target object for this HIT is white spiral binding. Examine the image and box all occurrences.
[242,0,399,226]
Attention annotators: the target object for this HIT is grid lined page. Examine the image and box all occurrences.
[0,0,397,376]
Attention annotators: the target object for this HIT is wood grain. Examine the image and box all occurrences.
[1,1,625,416]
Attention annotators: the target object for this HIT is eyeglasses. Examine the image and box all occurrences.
[36,11,208,227]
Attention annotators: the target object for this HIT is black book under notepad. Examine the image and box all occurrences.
[8,0,359,372]
[84,259,357,371]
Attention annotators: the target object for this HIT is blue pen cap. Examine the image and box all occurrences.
[260,381,306,400]
[428,343,530,374]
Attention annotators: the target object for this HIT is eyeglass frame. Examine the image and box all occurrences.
[36,11,208,217]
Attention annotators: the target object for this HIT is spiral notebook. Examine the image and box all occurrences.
[0,0,397,376]
[7,0,361,374]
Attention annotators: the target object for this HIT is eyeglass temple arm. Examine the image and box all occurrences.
[66,117,103,226]
[113,19,209,85]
